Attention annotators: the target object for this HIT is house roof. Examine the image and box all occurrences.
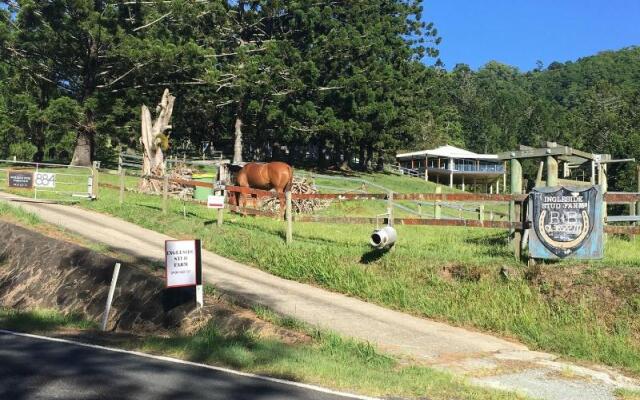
[396,145,499,160]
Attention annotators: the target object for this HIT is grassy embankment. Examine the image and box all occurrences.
[4,169,640,375]
[0,203,523,400]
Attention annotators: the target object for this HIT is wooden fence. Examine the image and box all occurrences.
[111,175,640,240]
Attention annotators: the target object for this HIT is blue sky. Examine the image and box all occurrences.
[423,0,640,71]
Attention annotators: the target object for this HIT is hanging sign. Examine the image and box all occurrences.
[165,239,202,288]
[207,195,225,209]
[35,172,56,188]
[529,186,603,259]
[8,171,34,188]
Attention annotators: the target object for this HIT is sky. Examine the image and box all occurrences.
[423,0,640,71]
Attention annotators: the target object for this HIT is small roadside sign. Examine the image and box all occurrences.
[35,172,56,188]
[8,171,34,188]
[207,195,225,209]
[165,239,203,307]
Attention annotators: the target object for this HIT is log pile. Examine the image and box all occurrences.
[260,176,331,214]
[167,163,194,199]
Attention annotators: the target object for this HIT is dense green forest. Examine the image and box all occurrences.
[1,1,639,189]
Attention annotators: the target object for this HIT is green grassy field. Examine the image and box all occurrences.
[3,169,640,376]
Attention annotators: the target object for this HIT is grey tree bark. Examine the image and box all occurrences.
[233,112,243,164]
[139,89,175,192]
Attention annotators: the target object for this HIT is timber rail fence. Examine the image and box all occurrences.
[124,174,640,236]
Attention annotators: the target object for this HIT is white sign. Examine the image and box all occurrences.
[35,172,56,188]
[165,240,199,288]
[207,195,225,209]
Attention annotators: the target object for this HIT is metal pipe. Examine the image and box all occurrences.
[370,226,397,249]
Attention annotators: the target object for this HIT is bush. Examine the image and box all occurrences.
[9,141,37,161]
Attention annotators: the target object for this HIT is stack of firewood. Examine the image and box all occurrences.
[260,176,331,214]
[168,163,194,198]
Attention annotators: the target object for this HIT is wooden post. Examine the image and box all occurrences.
[478,204,485,222]
[599,162,608,222]
[217,208,224,227]
[546,156,558,187]
[387,191,394,226]
[91,161,99,199]
[101,263,121,332]
[434,186,442,219]
[510,159,523,194]
[285,190,293,244]
[535,161,544,187]
[119,168,125,205]
[636,165,640,218]
[162,175,169,215]
[510,158,523,260]
[424,156,429,181]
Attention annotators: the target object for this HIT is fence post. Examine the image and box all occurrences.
[285,190,293,244]
[387,191,394,226]
[510,158,523,261]
[417,203,422,216]
[119,168,125,205]
[478,204,485,222]
[636,165,640,221]
[162,175,169,215]
[217,207,224,227]
[434,186,442,219]
[91,161,100,199]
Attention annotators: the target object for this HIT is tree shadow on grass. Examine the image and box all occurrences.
[0,310,89,332]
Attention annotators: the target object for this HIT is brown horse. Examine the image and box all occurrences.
[235,162,293,216]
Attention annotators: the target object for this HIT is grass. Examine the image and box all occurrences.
[616,388,640,400]
[3,169,640,376]
[0,307,526,399]
[0,201,42,225]
[0,308,97,331]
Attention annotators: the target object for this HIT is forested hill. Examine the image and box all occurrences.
[0,2,638,188]
[421,46,640,190]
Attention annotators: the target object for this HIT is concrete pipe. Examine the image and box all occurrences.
[370,226,397,249]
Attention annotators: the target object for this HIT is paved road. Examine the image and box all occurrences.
[0,331,371,400]
[2,193,639,400]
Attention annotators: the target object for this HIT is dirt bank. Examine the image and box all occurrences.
[0,220,308,343]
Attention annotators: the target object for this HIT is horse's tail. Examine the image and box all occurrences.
[285,165,294,192]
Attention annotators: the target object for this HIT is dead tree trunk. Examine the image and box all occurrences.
[139,89,175,193]
[233,111,243,164]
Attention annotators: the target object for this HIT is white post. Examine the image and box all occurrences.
[196,284,204,308]
[34,163,39,200]
[101,263,121,331]
[286,190,293,244]
[387,191,394,227]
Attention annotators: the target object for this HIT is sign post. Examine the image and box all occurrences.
[165,239,203,308]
